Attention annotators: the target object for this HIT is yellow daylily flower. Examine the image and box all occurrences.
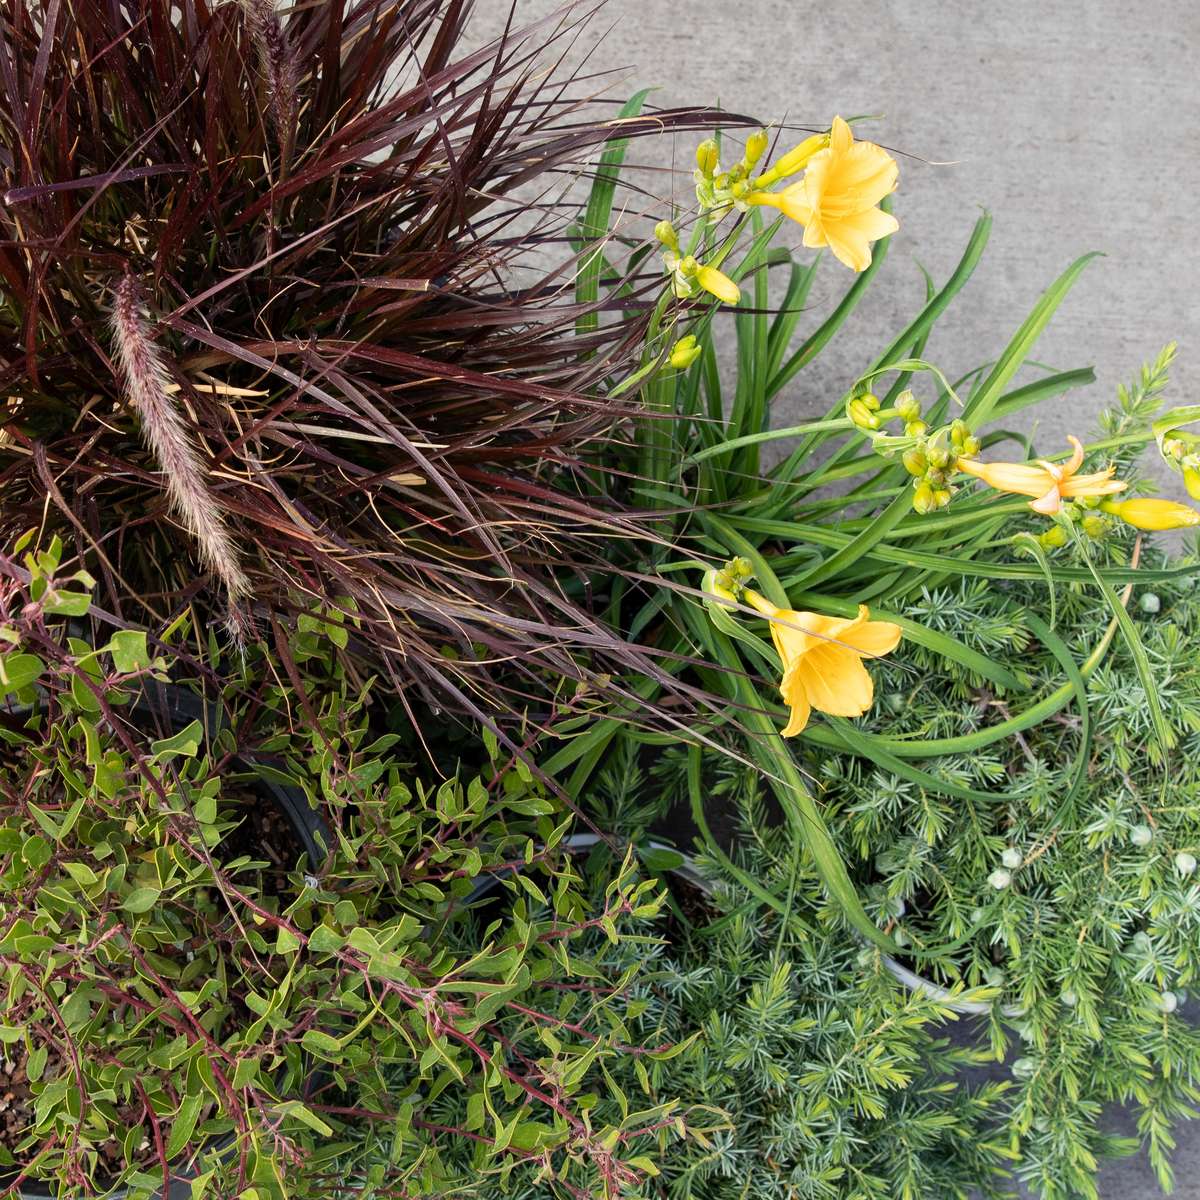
[744,590,902,737]
[956,435,1126,515]
[748,116,899,272]
[1100,497,1200,531]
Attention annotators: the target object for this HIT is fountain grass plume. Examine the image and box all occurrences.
[109,274,252,635]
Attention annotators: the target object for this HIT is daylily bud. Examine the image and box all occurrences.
[932,487,953,510]
[1039,525,1069,549]
[654,219,679,251]
[1100,497,1200,531]
[904,420,928,438]
[1185,466,1200,500]
[669,335,702,370]
[1081,513,1108,539]
[859,391,881,411]
[950,419,970,448]
[901,448,927,477]
[847,399,880,430]
[693,262,741,306]
[895,390,920,422]
[926,446,951,470]
[695,139,719,177]
[702,569,737,604]
[743,129,769,170]
[760,132,828,183]
[912,481,936,514]
[961,436,982,458]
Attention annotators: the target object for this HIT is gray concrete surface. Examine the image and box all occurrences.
[478,0,1200,500]
[471,2,1200,1195]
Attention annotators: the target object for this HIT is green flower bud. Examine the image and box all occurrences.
[912,481,936,515]
[654,219,679,250]
[847,399,880,430]
[1039,525,1069,549]
[901,448,927,477]
[950,419,970,448]
[894,389,920,422]
[927,446,951,470]
[932,487,953,509]
[1081,513,1107,539]
[668,335,702,370]
[904,420,928,438]
[961,436,982,458]
[859,391,881,411]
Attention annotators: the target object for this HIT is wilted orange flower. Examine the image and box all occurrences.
[744,591,902,737]
[748,116,899,272]
[956,435,1126,515]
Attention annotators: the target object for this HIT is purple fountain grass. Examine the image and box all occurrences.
[242,0,298,162]
[109,274,252,635]
[0,0,752,725]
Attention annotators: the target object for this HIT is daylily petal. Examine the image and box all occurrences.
[837,206,900,242]
[769,608,846,665]
[1064,435,1084,475]
[829,115,854,155]
[801,217,828,251]
[1028,485,1063,515]
[779,675,812,737]
[823,223,873,272]
[1059,471,1126,498]
[958,458,1055,498]
[794,645,875,716]
[836,605,903,657]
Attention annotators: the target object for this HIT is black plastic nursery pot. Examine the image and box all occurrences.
[2,683,328,1200]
